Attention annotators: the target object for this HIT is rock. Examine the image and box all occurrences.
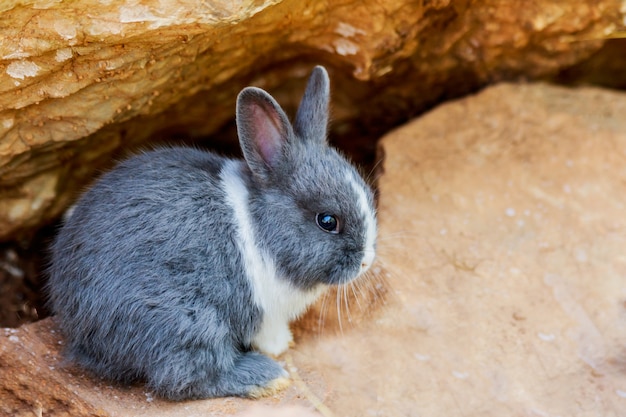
[0,320,106,417]
[342,82,626,415]
[0,0,623,240]
[0,318,324,416]
[235,405,321,417]
[2,82,626,415]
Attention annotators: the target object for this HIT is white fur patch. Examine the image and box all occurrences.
[346,169,377,275]
[220,160,325,356]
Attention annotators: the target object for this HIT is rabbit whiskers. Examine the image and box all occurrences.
[314,263,389,337]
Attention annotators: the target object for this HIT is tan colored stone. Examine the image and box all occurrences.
[2,82,626,415]
[0,320,106,417]
[0,318,324,416]
[0,0,623,239]
[313,82,626,416]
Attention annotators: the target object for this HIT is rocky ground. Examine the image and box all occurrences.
[2,82,626,416]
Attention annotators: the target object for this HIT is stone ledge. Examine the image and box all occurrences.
[1,0,622,239]
[0,319,324,416]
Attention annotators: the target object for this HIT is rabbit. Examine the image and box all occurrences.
[47,65,378,401]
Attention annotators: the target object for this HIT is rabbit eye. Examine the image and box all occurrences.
[316,213,340,234]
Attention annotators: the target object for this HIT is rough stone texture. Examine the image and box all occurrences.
[367,82,626,416]
[0,319,326,417]
[0,0,624,240]
[2,82,626,415]
[554,39,626,90]
[0,321,106,417]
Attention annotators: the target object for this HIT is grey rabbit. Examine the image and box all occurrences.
[47,66,377,400]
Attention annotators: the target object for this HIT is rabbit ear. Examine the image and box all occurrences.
[236,87,294,177]
[294,66,330,143]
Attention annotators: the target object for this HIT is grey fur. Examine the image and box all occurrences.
[47,66,376,400]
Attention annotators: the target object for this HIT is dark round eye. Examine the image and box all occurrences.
[316,213,340,234]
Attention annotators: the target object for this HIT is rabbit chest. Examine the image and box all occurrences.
[221,160,327,355]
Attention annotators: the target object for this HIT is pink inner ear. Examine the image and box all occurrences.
[251,103,284,167]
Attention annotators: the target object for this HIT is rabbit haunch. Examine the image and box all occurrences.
[46,66,377,400]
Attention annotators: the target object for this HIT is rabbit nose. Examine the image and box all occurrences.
[360,250,375,274]
[359,260,372,275]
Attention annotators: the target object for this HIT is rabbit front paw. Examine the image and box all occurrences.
[252,320,294,357]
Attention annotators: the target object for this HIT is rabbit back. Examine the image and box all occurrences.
[48,147,273,398]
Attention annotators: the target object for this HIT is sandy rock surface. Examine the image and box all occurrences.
[0,319,324,417]
[2,82,626,416]
[365,82,626,416]
[1,0,622,239]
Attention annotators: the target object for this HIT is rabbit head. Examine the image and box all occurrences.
[236,66,377,290]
